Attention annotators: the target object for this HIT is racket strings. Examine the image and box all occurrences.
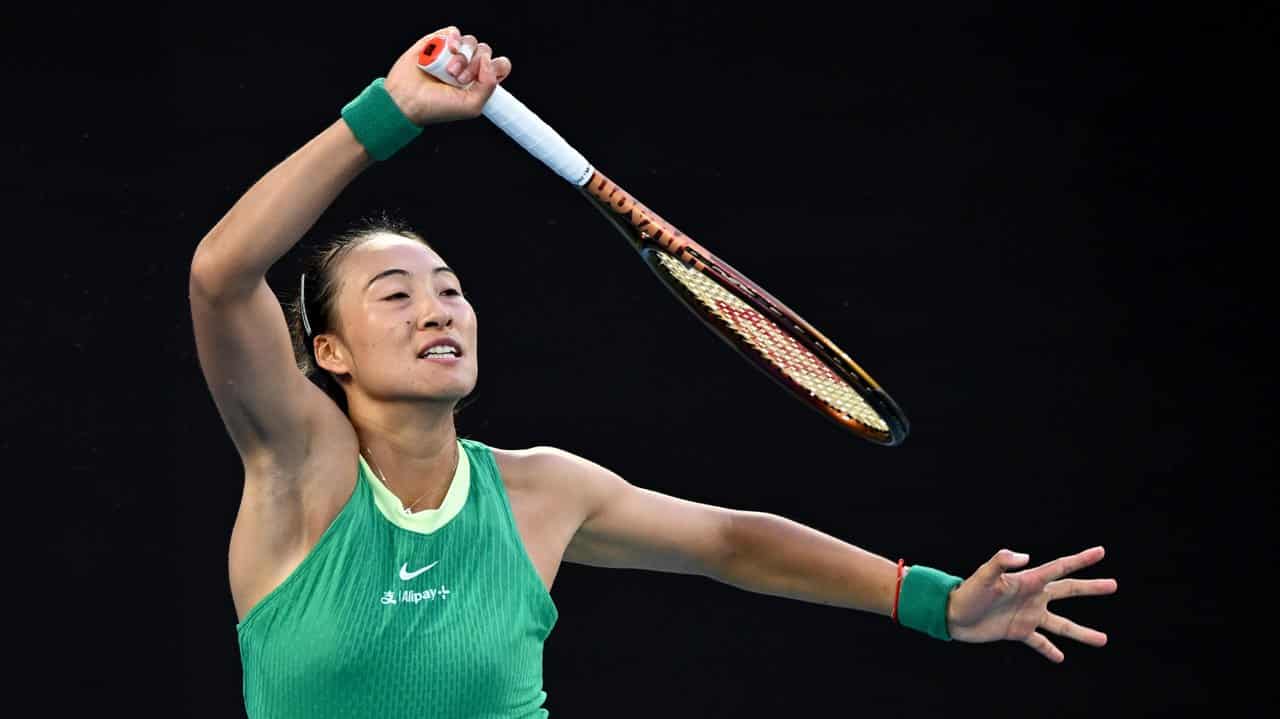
[654,253,889,432]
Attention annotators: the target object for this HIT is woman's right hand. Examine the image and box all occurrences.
[382,26,512,126]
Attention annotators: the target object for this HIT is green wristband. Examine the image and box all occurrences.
[898,565,964,641]
[340,78,422,161]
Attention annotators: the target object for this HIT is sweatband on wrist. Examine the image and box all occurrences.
[897,565,964,641]
[340,78,422,161]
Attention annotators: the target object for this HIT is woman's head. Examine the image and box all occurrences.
[289,214,477,416]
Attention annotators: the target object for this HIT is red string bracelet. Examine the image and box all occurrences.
[892,558,905,625]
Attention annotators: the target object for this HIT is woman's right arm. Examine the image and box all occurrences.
[189,27,509,467]
[188,118,371,467]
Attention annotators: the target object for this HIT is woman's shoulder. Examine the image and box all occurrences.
[478,442,568,488]
[473,441,617,498]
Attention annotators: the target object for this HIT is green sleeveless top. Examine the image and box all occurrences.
[236,438,559,718]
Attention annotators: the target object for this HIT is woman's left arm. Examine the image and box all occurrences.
[546,448,1116,662]
[546,448,915,616]
[713,511,902,615]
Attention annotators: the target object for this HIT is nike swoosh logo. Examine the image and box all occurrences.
[399,561,440,581]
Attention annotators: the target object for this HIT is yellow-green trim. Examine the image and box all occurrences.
[358,440,470,534]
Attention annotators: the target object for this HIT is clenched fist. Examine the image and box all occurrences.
[382,26,513,126]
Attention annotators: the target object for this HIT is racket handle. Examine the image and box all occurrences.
[417,37,593,186]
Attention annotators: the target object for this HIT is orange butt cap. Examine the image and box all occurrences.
[419,37,446,66]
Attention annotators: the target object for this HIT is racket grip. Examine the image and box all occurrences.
[417,37,594,186]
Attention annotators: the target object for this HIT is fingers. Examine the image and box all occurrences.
[1037,545,1106,583]
[448,34,479,83]
[1024,631,1065,663]
[437,26,462,45]
[1046,577,1118,601]
[492,56,513,83]
[441,34,508,89]
[464,45,508,110]
[977,548,1031,586]
[1042,610,1108,647]
[459,41,488,85]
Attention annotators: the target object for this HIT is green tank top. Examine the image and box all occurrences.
[236,438,559,718]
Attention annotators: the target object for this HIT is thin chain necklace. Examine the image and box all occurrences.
[362,441,458,516]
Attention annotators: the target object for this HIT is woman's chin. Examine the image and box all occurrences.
[414,380,477,404]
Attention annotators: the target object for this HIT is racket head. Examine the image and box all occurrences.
[639,245,910,446]
[577,172,909,446]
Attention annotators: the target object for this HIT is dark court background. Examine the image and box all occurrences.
[8,2,1270,717]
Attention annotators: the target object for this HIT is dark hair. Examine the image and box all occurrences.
[287,212,475,416]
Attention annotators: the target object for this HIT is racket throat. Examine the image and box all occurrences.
[578,172,702,265]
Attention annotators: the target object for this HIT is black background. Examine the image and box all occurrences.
[9,2,1270,717]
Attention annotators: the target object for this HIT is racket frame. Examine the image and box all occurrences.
[578,172,910,446]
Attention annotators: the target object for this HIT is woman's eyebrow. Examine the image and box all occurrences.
[365,266,456,291]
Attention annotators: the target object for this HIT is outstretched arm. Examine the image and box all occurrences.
[721,515,1116,661]
[714,511,901,615]
[548,448,1116,663]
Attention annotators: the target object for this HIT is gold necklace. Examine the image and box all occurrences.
[363,442,458,516]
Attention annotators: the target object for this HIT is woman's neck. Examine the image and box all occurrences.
[348,398,460,511]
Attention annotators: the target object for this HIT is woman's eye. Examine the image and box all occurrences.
[442,288,463,296]
[384,292,409,300]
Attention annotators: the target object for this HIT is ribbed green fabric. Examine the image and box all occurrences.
[898,565,963,641]
[237,438,559,718]
[340,78,423,161]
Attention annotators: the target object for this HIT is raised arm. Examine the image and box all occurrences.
[188,27,508,466]
[188,118,369,465]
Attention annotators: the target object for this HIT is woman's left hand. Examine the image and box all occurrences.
[945,546,1117,662]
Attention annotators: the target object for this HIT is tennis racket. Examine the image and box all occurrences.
[418,38,909,446]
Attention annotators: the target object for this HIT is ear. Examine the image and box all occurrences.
[314,333,353,377]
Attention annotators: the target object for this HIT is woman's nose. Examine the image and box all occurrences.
[419,300,453,329]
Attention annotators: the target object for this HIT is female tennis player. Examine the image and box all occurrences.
[189,27,1117,719]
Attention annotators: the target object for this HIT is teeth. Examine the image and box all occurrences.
[422,346,458,357]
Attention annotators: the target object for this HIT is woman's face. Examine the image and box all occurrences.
[325,233,478,405]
